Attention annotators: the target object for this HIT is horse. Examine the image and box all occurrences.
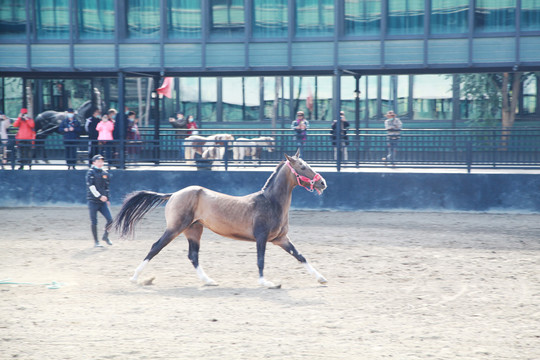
[232,136,275,160]
[113,150,328,288]
[34,87,104,138]
[184,134,235,160]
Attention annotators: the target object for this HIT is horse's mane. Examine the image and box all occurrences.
[262,160,285,191]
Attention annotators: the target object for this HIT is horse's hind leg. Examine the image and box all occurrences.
[184,222,216,285]
[275,236,327,284]
[131,229,179,283]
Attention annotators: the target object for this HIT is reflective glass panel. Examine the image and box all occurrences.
[167,0,201,38]
[522,74,537,115]
[78,0,114,40]
[127,0,160,39]
[253,0,287,38]
[387,0,424,35]
[475,0,516,33]
[344,0,381,36]
[36,0,70,39]
[200,77,217,122]
[222,77,260,121]
[413,75,453,120]
[210,0,245,38]
[521,0,540,31]
[0,0,26,40]
[295,0,334,37]
[431,0,468,34]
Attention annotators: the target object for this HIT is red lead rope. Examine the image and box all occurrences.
[286,161,322,193]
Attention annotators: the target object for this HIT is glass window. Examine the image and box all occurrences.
[78,0,114,40]
[521,0,540,31]
[222,77,260,121]
[127,0,160,39]
[396,75,409,116]
[210,0,245,38]
[522,74,537,115]
[167,0,201,38]
[475,0,516,33]
[295,0,334,37]
[178,77,200,121]
[431,0,468,34]
[200,77,217,122]
[0,0,26,40]
[253,0,287,38]
[413,75,453,120]
[344,0,381,36]
[36,0,70,39]
[387,0,424,35]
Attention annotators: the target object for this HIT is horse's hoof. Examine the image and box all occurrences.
[318,277,328,284]
[130,276,138,283]
[268,284,281,289]
[204,281,218,287]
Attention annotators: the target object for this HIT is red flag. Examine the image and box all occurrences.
[156,77,174,98]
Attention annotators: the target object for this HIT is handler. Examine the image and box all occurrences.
[86,154,113,247]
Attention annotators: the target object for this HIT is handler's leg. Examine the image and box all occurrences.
[275,237,327,284]
[98,202,113,245]
[88,202,103,247]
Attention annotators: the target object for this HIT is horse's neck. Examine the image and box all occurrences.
[263,165,295,207]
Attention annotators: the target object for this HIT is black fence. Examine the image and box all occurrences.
[2,128,540,172]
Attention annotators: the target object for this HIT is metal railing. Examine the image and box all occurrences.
[2,128,539,172]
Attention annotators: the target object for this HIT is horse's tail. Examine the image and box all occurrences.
[113,191,172,238]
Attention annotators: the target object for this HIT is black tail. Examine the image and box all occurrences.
[113,191,172,238]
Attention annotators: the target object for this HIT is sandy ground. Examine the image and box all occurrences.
[1,207,539,360]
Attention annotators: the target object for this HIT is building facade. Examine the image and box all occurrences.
[0,0,539,129]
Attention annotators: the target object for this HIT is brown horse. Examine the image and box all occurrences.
[113,150,327,288]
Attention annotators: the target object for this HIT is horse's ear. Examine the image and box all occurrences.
[284,153,295,163]
[294,148,301,158]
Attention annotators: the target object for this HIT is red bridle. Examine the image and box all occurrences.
[286,161,323,193]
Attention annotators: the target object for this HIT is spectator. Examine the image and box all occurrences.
[12,108,35,170]
[85,108,101,164]
[291,111,309,157]
[169,112,188,159]
[59,108,82,169]
[108,108,119,166]
[186,115,198,135]
[126,111,141,160]
[86,154,113,248]
[331,110,350,161]
[0,111,10,167]
[96,113,114,163]
[383,110,403,165]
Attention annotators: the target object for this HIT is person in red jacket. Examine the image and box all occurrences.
[13,108,35,170]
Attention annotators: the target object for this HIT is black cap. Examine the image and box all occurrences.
[91,154,105,162]
[67,108,74,113]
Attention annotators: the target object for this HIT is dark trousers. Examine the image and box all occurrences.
[64,140,78,166]
[17,141,33,166]
[88,201,113,227]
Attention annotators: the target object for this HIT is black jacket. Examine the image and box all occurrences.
[86,166,111,202]
[85,116,100,140]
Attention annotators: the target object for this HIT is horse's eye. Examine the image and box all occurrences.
[300,166,306,170]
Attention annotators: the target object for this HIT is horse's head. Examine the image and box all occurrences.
[284,149,326,195]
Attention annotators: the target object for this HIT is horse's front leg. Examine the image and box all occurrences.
[275,236,327,284]
[255,233,280,288]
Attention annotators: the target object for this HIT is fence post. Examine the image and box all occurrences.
[466,141,472,173]
[224,141,229,171]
